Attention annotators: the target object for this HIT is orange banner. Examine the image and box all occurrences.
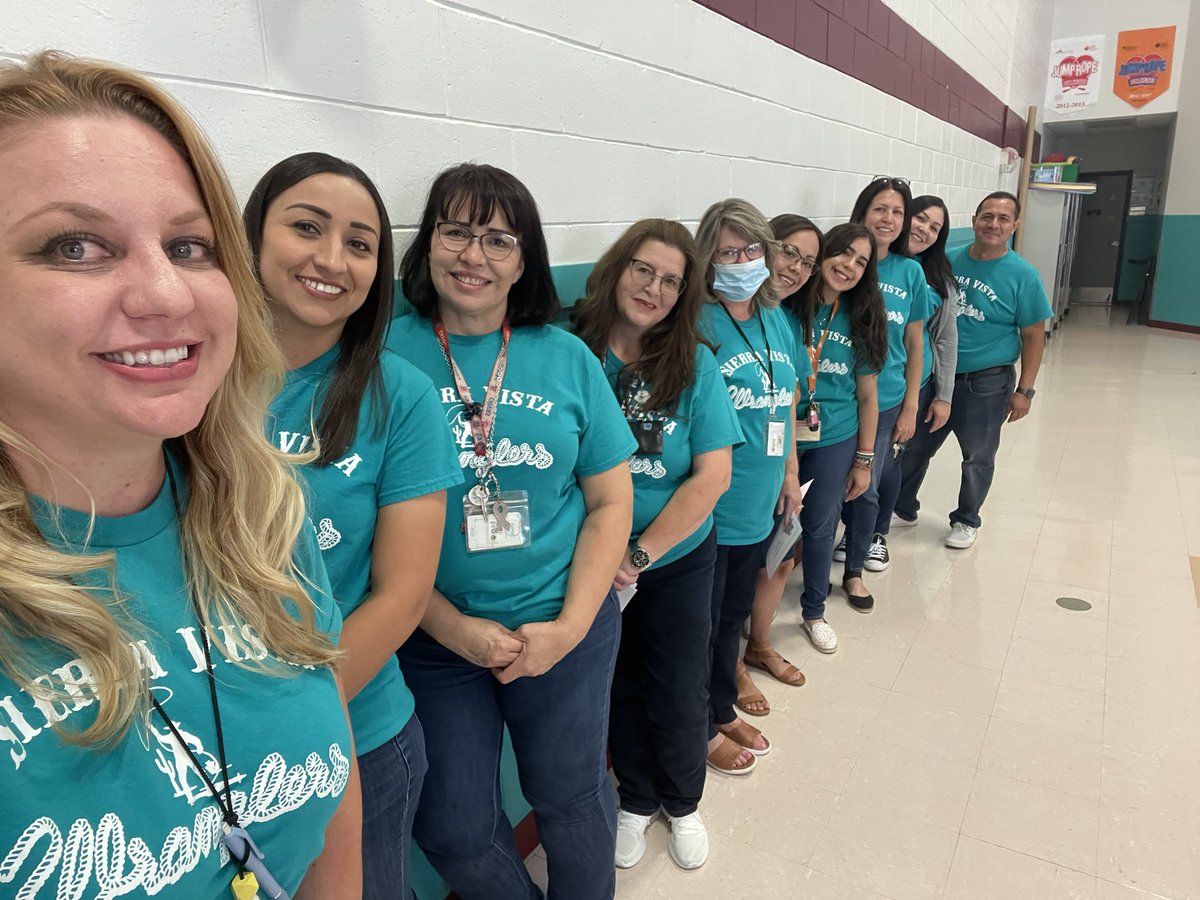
[1113,26,1176,108]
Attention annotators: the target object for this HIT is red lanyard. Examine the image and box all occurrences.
[806,297,839,397]
[432,315,512,458]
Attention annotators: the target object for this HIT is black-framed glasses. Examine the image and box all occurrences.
[628,258,686,296]
[870,174,912,188]
[435,222,521,260]
[778,243,817,274]
[713,242,766,265]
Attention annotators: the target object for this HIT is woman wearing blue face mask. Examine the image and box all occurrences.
[695,199,800,777]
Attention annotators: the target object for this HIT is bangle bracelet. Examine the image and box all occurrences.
[852,459,873,471]
[856,448,875,455]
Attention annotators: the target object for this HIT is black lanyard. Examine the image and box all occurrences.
[720,304,776,398]
[603,351,655,421]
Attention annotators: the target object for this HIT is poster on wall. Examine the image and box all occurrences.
[1113,26,1176,108]
[1046,35,1104,113]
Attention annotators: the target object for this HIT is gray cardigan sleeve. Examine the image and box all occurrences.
[928,274,959,403]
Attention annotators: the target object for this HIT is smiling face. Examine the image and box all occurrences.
[428,199,524,332]
[820,236,872,297]
[257,172,380,358]
[972,197,1019,253]
[615,239,686,335]
[862,189,906,255]
[908,204,946,255]
[0,114,237,453]
[772,228,820,300]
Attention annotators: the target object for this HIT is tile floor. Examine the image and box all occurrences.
[535,308,1200,898]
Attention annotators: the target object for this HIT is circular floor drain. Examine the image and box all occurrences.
[1056,596,1092,611]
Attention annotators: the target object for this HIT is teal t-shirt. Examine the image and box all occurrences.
[603,344,744,570]
[386,316,636,630]
[3,473,350,897]
[875,253,929,410]
[699,303,798,546]
[949,246,1052,373]
[268,345,463,755]
[786,302,872,448]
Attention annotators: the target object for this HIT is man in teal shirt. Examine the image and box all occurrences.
[895,191,1052,548]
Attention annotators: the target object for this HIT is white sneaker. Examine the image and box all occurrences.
[803,618,838,653]
[832,532,847,562]
[864,534,890,572]
[614,808,658,868]
[891,513,918,528]
[945,523,978,549]
[666,811,709,870]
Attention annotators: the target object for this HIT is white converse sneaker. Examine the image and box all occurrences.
[802,618,838,653]
[832,532,848,562]
[891,513,918,528]
[945,522,978,549]
[864,533,890,572]
[614,808,658,868]
[666,811,709,870]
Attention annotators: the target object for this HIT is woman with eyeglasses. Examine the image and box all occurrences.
[885,195,958,531]
[571,220,742,870]
[733,214,821,716]
[831,177,930,612]
[694,199,800,775]
[385,163,635,900]
[783,224,888,653]
[244,152,464,899]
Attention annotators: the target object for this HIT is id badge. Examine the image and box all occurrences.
[628,418,664,455]
[463,490,531,552]
[797,402,822,443]
[765,417,786,457]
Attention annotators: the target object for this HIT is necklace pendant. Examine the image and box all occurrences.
[230,871,260,900]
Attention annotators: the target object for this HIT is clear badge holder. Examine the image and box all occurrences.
[765,417,787,456]
[463,488,531,552]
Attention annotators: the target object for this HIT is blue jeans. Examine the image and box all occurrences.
[796,434,857,619]
[398,594,621,900]
[708,535,770,736]
[840,402,901,572]
[896,365,1015,529]
[876,381,935,535]
[610,528,715,818]
[359,715,428,900]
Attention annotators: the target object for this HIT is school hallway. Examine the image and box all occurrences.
[542,306,1200,899]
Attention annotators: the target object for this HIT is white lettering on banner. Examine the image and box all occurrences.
[628,457,667,479]
[0,744,350,898]
[727,386,796,411]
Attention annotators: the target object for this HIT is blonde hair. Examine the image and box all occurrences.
[0,51,339,746]
[694,197,780,309]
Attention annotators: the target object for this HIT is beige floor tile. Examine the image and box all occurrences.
[773,670,890,738]
[869,689,990,768]
[640,830,811,899]
[1028,554,1112,592]
[746,714,865,794]
[1093,879,1173,899]
[792,868,894,899]
[1034,536,1114,569]
[790,634,909,690]
[942,565,1030,605]
[827,605,927,652]
[943,836,1097,899]
[978,715,1102,801]
[840,733,976,829]
[1096,804,1200,899]
[1013,593,1109,654]
[1040,516,1115,546]
[1101,745,1200,818]
[992,671,1104,742]
[1004,637,1106,693]
[892,651,1002,713]
[962,770,1100,874]
[927,588,1022,632]
[808,800,959,900]
[910,619,1013,670]
[1021,578,1111,617]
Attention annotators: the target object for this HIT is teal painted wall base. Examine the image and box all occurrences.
[1152,215,1200,329]
[1119,216,1163,302]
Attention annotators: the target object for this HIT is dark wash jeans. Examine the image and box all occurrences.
[610,528,716,818]
[398,593,621,900]
[896,365,1016,529]
[708,535,770,736]
[876,381,935,534]
[359,714,428,900]
[840,402,901,572]
[796,434,858,619]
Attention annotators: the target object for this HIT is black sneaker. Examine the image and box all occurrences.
[864,534,890,572]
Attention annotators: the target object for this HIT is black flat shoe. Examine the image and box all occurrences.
[841,576,874,613]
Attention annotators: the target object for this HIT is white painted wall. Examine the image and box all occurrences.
[1044,0,1192,123]
[1164,1,1200,214]
[3,0,1052,265]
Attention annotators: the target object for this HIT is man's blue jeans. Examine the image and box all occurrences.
[896,365,1015,529]
[398,594,621,900]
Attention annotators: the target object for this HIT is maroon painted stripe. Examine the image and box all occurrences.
[1148,319,1200,335]
[694,0,1033,151]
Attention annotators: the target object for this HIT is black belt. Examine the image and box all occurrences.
[955,364,1012,381]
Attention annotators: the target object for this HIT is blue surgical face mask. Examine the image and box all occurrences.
[712,258,770,303]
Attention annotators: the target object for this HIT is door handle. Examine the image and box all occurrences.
[1110,241,1119,247]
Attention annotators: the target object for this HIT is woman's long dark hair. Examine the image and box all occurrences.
[789,223,887,370]
[850,176,914,257]
[399,163,559,326]
[910,195,953,300]
[243,152,393,465]
[571,219,708,415]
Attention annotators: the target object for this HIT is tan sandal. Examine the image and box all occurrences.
[706,735,758,775]
[735,665,770,717]
[720,719,771,756]
[743,643,806,687]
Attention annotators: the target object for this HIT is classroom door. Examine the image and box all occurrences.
[1069,171,1132,305]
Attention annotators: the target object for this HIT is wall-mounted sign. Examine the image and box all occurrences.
[1113,26,1176,108]
[1046,35,1104,113]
